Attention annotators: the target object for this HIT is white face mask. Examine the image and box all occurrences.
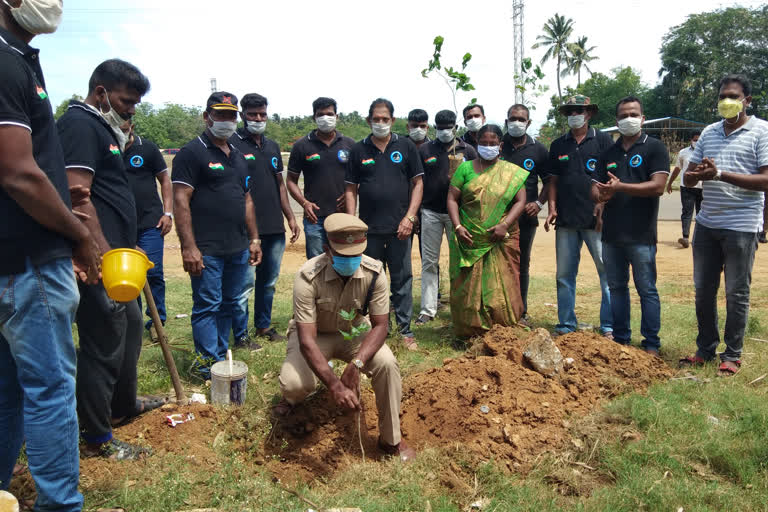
[3,0,62,35]
[507,120,527,137]
[465,117,484,132]
[209,119,237,140]
[691,140,697,149]
[567,115,586,129]
[409,127,427,142]
[371,122,391,138]
[617,117,643,137]
[246,120,266,135]
[477,145,500,161]
[99,92,129,152]
[436,129,455,144]
[315,115,336,133]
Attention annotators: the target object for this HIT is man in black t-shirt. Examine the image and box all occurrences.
[416,109,476,325]
[58,59,151,460]
[405,108,430,148]
[345,98,424,349]
[501,104,551,324]
[592,97,669,355]
[546,95,613,337]
[460,104,486,149]
[122,122,172,331]
[230,93,300,343]
[172,92,262,379]
[0,7,99,507]
[287,97,355,259]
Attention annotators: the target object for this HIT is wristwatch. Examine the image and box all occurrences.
[250,238,261,245]
[353,358,364,370]
[535,200,544,210]
[406,215,417,223]
[164,212,173,219]
[713,169,723,181]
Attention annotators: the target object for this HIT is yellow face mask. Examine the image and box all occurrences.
[718,98,744,119]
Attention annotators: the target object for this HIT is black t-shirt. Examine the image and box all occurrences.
[596,133,670,245]
[501,134,551,227]
[345,134,424,234]
[419,139,477,214]
[171,132,250,256]
[287,130,355,218]
[548,127,613,229]
[460,131,479,149]
[124,135,167,232]
[58,101,137,249]
[230,129,285,236]
[0,29,73,275]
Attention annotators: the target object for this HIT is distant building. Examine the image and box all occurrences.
[602,117,707,151]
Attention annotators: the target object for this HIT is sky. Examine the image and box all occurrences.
[33,0,765,135]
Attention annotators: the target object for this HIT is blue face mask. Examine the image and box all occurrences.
[332,255,362,276]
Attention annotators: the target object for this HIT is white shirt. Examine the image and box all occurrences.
[677,146,701,189]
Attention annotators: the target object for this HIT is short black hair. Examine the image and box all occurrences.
[435,109,456,126]
[368,98,394,118]
[312,97,337,115]
[241,93,268,110]
[407,109,428,123]
[462,103,484,118]
[691,130,702,137]
[718,74,752,97]
[615,96,644,115]
[477,123,503,141]
[507,104,530,119]
[88,59,150,96]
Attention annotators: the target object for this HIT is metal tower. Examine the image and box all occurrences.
[512,0,525,103]
[210,78,218,93]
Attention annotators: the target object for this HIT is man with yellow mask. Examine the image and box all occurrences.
[679,74,768,377]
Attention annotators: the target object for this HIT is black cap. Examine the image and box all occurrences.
[207,91,239,112]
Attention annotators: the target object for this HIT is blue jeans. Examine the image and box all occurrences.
[0,258,83,511]
[555,227,612,334]
[190,249,251,373]
[137,227,166,328]
[603,243,661,350]
[366,234,414,338]
[693,224,758,362]
[252,234,286,330]
[304,216,328,260]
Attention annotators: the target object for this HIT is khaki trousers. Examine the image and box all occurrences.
[278,321,402,445]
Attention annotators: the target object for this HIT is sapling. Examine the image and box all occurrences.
[339,308,369,462]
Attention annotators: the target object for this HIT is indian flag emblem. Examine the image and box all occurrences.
[244,154,255,161]
[208,162,225,171]
[558,155,569,161]
[362,158,375,166]
[36,86,48,100]
[425,156,437,164]
[109,145,120,155]
[306,153,320,162]
[607,162,618,170]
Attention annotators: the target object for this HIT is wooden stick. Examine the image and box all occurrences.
[749,374,767,386]
[143,282,186,402]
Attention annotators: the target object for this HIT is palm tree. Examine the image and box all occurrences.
[563,36,598,86]
[532,13,575,102]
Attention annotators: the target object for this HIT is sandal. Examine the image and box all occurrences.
[12,463,27,476]
[402,336,419,351]
[82,438,151,461]
[717,360,741,377]
[678,355,707,368]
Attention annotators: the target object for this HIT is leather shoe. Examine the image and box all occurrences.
[378,438,416,463]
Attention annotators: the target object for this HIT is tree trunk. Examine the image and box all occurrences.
[556,55,562,102]
[577,68,581,87]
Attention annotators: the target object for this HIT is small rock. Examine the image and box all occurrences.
[213,431,227,449]
[443,358,453,365]
[571,438,584,450]
[563,357,575,369]
[160,403,178,412]
[481,385,488,391]
[479,405,490,414]
[542,402,550,408]
[523,328,564,377]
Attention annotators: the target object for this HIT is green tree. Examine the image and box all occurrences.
[53,94,83,120]
[421,35,476,114]
[656,6,767,122]
[532,13,574,103]
[563,36,597,86]
[133,103,205,149]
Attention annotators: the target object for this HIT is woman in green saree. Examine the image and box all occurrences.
[447,124,530,338]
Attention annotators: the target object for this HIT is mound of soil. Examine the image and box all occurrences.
[400,326,671,471]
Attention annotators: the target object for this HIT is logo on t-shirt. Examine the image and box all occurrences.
[337,149,349,163]
[245,176,251,188]
[244,154,256,161]
[390,151,403,163]
[208,162,225,171]
[35,85,48,100]
[558,154,569,161]
[109,145,120,155]
[361,158,375,166]
[306,153,320,162]
[607,162,618,170]
[586,158,597,173]
[271,156,279,169]
[523,158,534,170]
[424,156,437,165]
[130,155,144,168]
[629,154,643,168]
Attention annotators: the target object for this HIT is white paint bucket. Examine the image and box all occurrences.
[210,360,248,406]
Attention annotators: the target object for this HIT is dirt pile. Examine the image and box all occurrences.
[399,326,671,471]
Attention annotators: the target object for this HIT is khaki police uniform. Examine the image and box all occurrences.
[278,216,403,446]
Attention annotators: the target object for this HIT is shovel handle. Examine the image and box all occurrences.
[143,282,186,402]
